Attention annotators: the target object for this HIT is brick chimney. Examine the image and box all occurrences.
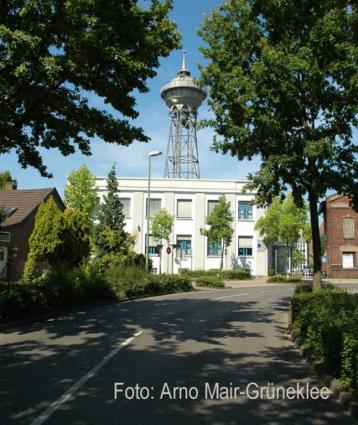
[4,180,17,190]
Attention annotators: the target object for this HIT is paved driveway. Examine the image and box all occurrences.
[0,284,356,425]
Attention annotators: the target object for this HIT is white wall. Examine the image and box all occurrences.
[95,177,268,276]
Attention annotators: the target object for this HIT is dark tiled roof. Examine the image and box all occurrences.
[0,188,62,227]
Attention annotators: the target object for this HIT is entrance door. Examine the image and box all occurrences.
[0,246,8,278]
[277,253,286,274]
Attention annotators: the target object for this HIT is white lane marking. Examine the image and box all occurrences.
[30,330,143,425]
[214,292,249,300]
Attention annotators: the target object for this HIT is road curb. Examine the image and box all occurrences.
[288,326,358,424]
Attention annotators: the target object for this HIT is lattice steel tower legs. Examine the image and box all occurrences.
[160,50,206,179]
[164,105,200,179]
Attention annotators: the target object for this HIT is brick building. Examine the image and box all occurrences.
[320,194,358,277]
[0,184,64,280]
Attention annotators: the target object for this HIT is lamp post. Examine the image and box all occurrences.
[146,150,162,272]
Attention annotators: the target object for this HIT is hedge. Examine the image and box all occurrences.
[0,265,193,324]
[291,285,358,391]
[268,275,302,283]
[220,269,251,280]
[181,268,251,280]
[195,276,224,288]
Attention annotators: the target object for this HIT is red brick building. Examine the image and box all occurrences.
[320,194,358,277]
[0,184,64,280]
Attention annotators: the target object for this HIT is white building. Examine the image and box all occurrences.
[95,177,268,276]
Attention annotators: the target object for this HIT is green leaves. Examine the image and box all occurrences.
[201,195,234,270]
[24,196,91,277]
[151,208,174,243]
[0,171,12,189]
[64,164,98,226]
[94,165,128,257]
[0,0,180,176]
[204,196,234,246]
[255,193,309,247]
[199,0,358,279]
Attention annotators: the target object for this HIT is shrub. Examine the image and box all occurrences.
[0,262,115,323]
[180,269,220,278]
[180,268,250,280]
[0,265,193,323]
[195,276,224,288]
[340,328,358,391]
[125,274,193,298]
[268,268,275,277]
[291,286,358,391]
[267,275,302,283]
[221,269,251,280]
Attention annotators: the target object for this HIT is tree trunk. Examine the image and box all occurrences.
[308,189,322,289]
[159,239,162,274]
[220,239,224,271]
[285,241,290,276]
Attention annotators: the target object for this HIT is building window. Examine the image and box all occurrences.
[238,236,253,256]
[177,235,192,256]
[146,198,161,218]
[207,240,222,257]
[343,217,355,239]
[342,252,355,269]
[145,235,160,256]
[207,200,218,216]
[119,198,130,219]
[238,201,253,220]
[0,232,10,243]
[177,200,192,219]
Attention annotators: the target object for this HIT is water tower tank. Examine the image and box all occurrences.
[160,50,206,179]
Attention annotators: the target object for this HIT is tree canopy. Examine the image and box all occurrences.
[255,193,309,273]
[0,0,180,176]
[24,197,91,277]
[256,194,309,247]
[199,0,358,285]
[0,171,12,189]
[201,195,234,270]
[151,208,174,274]
[64,164,98,226]
[95,165,128,258]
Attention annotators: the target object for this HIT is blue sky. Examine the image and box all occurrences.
[2,0,262,195]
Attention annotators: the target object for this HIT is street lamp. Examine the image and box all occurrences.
[146,150,162,272]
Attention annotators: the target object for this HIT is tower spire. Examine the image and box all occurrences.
[181,49,187,72]
[178,49,190,76]
[160,49,206,179]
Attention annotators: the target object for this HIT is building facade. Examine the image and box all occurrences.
[320,194,358,277]
[268,238,308,276]
[0,186,65,280]
[95,177,268,275]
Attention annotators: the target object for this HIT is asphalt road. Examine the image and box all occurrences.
[1,284,357,425]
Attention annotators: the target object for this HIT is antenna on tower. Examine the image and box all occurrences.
[160,50,206,179]
[180,49,188,73]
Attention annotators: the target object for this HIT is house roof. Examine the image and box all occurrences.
[0,188,64,228]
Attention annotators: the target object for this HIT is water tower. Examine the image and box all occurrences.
[160,50,206,179]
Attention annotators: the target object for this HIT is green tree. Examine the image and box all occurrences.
[151,208,174,274]
[0,207,5,225]
[0,171,12,189]
[64,164,98,226]
[201,195,234,270]
[0,0,180,176]
[95,165,127,258]
[199,0,358,287]
[59,209,91,267]
[24,197,64,277]
[24,197,91,277]
[292,248,305,270]
[255,194,308,274]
